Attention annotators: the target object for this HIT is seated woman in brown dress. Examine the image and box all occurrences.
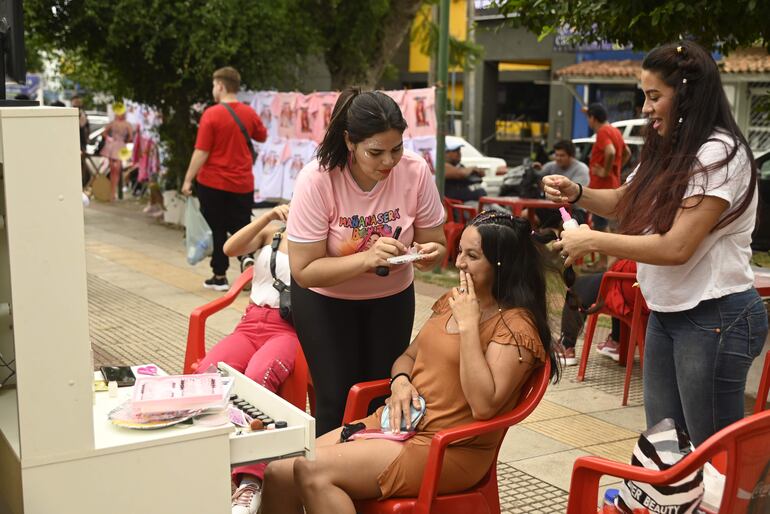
[259,211,560,514]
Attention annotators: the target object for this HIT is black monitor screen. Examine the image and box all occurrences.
[1,0,26,84]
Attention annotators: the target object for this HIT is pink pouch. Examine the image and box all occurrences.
[347,428,416,442]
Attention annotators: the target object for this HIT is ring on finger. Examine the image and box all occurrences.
[458,287,466,294]
[560,253,567,260]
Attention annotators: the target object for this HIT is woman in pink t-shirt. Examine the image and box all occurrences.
[287,88,447,435]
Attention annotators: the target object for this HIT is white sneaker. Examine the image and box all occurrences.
[231,481,261,514]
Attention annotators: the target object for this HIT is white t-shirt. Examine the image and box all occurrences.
[249,244,290,308]
[632,131,757,312]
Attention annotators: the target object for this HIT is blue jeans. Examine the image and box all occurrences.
[643,288,768,446]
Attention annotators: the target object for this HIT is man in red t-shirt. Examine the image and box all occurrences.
[585,103,630,269]
[182,67,267,290]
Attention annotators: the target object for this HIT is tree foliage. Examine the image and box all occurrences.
[25,0,317,187]
[493,0,769,52]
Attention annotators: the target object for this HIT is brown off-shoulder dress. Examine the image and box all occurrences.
[356,293,547,499]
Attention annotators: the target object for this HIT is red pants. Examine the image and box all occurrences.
[197,304,299,482]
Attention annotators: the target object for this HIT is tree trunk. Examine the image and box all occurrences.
[158,99,195,191]
[328,0,425,90]
[365,0,424,88]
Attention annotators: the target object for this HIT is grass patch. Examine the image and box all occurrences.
[414,267,459,289]
[752,251,770,269]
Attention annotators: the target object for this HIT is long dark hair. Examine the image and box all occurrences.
[470,212,560,382]
[617,40,757,235]
[316,88,408,171]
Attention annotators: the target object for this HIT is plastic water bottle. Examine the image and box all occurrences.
[187,238,210,265]
[600,488,621,513]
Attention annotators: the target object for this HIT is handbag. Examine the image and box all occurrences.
[221,103,257,164]
[617,418,704,513]
[270,227,292,324]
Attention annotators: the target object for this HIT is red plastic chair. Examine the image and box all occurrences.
[566,409,770,514]
[441,198,478,268]
[754,350,770,414]
[621,285,649,406]
[576,272,637,383]
[343,360,551,514]
[183,267,315,413]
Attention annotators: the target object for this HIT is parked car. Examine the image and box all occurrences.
[445,135,509,197]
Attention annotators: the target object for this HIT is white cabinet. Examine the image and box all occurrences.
[0,108,313,514]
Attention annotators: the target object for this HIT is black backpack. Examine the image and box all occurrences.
[500,163,542,199]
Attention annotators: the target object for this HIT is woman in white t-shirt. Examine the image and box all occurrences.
[287,89,447,436]
[544,41,767,446]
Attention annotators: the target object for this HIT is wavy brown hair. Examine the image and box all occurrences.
[617,41,757,235]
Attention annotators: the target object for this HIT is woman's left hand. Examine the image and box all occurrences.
[448,270,481,332]
[552,224,595,267]
[412,242,445,271]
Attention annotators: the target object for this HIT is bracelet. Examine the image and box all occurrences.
[568,183,583,204]
[389,372,411,387]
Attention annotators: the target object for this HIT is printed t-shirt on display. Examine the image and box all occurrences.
[282,139,318,200]
[250,91,279,140]
[253,139,289,200]
[309,92,340,143]
[271,92,299,140]
[403,88,436,139]
[287,150,445,300]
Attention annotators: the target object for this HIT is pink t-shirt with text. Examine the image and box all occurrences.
[287,150,445,300]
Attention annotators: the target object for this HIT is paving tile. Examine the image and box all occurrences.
[525,414,638,448]
[582,438,638,463]
[510,448,591,491]
[497,462,568,514]
[521,400,579,424]
[546,386,627,414]
[590,405,647,433]
[498,425,574,462]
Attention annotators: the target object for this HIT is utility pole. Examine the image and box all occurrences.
[434,0,449,200]
[464,0,476,146]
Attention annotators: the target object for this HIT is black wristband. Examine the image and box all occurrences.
[389,372,411,387]
[568,183,583,204]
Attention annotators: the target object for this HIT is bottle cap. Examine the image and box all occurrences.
[603,488,620,503]
[559,207,572,223]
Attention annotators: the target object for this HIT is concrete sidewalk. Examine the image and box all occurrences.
[85,199,650,513]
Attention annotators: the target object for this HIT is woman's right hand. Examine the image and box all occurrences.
[542,175,580,203]
[364,237,407,270]
[386,377,421,433]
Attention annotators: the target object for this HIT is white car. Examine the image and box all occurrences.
[445,135,509,196]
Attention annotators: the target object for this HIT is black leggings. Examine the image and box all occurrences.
[196,182,253,276]
[291,280,415,436]
[560,272,621,349]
